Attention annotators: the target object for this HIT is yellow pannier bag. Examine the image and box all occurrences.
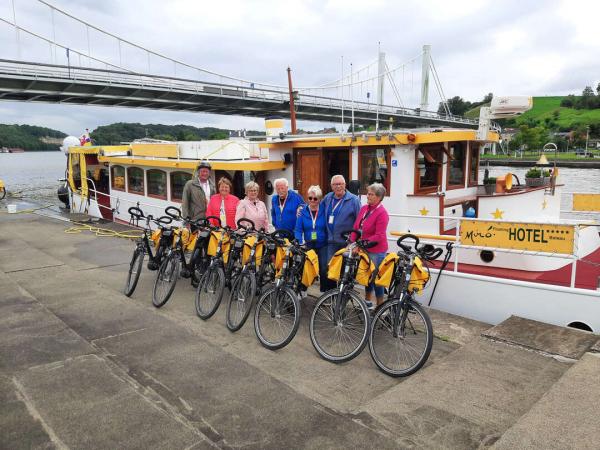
[242,235,265,266]
[274,240,290,275]
[173,228,197,251]
[375,253,430,294]
[151,229,162,250]
[301,249,320,287]
[327,248,375,287]
[207,231,231,263]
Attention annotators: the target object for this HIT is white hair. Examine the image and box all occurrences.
[307,185,323,199]
[274,178,289,187]
[367,182,386,198]
[330,174,346,184]
[245,181,259,192]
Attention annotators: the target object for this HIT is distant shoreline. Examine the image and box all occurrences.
[481,159,600,169]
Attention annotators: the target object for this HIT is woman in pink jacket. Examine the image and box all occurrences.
[235,181,270,231]
[352,182,389,308]
[206,177,240,228]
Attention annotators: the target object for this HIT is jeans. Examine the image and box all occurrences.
[365,252,386,298]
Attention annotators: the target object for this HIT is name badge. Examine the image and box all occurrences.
[328,215,334,224]
[310,231,318,241]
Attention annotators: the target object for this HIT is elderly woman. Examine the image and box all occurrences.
[206,177,239,228]
[235,181,270,230]
[294,185,328,292]
[351,183,389,308]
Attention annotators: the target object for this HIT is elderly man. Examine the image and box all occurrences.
[321,174,361,290]
[181,161,216,222]
[271,178,305,232]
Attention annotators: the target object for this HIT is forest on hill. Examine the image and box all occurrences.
[0,124,66,151]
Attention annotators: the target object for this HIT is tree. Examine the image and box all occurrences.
[597,82,600,96]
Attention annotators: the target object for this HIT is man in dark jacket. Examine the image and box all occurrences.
[181,161,216,222]
[321,174,361,290]
[271,178,305,232]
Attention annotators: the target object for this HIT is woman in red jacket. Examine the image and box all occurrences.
[206,177,240,228]
[351,182,389,309]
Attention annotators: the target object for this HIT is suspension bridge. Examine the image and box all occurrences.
[0,0,479,130]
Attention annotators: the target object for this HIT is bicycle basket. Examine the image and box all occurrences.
[301,249,319,287]
[242,235,264,266]
[207,231,230,260]
[327,248,374,286]
[409,256,430,294]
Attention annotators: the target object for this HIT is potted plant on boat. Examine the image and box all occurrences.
[484,177,496,195]
[525,168,544,187]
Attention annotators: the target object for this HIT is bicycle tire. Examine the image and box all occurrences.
[254,286,301,350]
[0,187,5,200]
[152,251,180,308]
[225,271,257,332]
[195,266,225,320]
[124,246,144,297]
[368,298,433,377]
[309,288,370,363]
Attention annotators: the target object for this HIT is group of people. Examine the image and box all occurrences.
[181,162,390,308]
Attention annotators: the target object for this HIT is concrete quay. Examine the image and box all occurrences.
[1,208,599,449]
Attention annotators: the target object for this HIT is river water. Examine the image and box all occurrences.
[1,151,599,216]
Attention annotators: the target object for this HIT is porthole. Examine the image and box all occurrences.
[480,250,494,263]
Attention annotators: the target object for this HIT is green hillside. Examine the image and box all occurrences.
[0,124,66,151]
[465,96,600,129]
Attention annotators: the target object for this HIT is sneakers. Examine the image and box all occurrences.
[365,300,375,311]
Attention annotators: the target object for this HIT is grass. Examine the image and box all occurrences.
[464,96,600,128]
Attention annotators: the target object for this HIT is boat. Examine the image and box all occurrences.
[59,98,600,332]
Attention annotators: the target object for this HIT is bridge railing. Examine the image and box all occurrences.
[0,59,480,126]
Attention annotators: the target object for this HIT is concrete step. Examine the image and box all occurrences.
[362,337,571,448]
[493,352,600,449]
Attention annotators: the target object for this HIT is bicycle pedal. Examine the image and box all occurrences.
[180,268,191,278]
[147,261,159,271]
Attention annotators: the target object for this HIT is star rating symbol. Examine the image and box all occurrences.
[419,206,429,216]
[491,208,504,219]
[542,199,548,210]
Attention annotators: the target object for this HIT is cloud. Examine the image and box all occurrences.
[0,0,599,134]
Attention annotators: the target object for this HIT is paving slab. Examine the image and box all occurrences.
[363,337,571,449]
[493,353,600,450]
[15,354,208,450]
[0,375,54,450]
[483,315,599,359]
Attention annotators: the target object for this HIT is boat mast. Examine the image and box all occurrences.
[287,67,297,134]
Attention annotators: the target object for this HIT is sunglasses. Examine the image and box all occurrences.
[308,197,318,201]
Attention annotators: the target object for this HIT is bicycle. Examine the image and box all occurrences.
[309,229,376,363]
[124,206,174,297]
[225,218,269,332]
[152,208,213,308]
[254,231,319,350]
[368,234,442,377]
[194,218,248,320]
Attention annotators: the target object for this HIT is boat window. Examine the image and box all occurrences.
[127,167,145,195]
[147,169,167,199]
[111,165,125,191]
[447,142,466,188]
[415,146,443,193]
[469,143,480,186]
[359,147,390,195]
[170,171,192,201]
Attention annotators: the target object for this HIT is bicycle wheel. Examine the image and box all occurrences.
[0,187,5,200]
[226,271,257,332]
[309,288,370,363]
[152,252,180,308]
[124,246,144,297]
[369,298,433,377]
[254,286,300,350]
[195,266,225,320]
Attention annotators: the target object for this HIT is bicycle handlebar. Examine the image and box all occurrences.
[128,206,144,220]
[165,206,182,220]
[236,217,255,230]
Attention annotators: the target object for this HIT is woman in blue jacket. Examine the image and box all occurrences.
[295,185,328,292]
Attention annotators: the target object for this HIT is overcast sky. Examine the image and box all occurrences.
[1,0,599,136]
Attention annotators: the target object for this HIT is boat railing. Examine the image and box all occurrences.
[386,212,599,289]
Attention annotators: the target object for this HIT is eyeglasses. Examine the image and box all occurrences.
[308,197,318,201]
[331,183,344,186]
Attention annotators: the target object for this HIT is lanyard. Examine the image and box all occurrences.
[309,205,319,230]
[359,204,380,228]
[278,195,288,213]
[329,196,343,217]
